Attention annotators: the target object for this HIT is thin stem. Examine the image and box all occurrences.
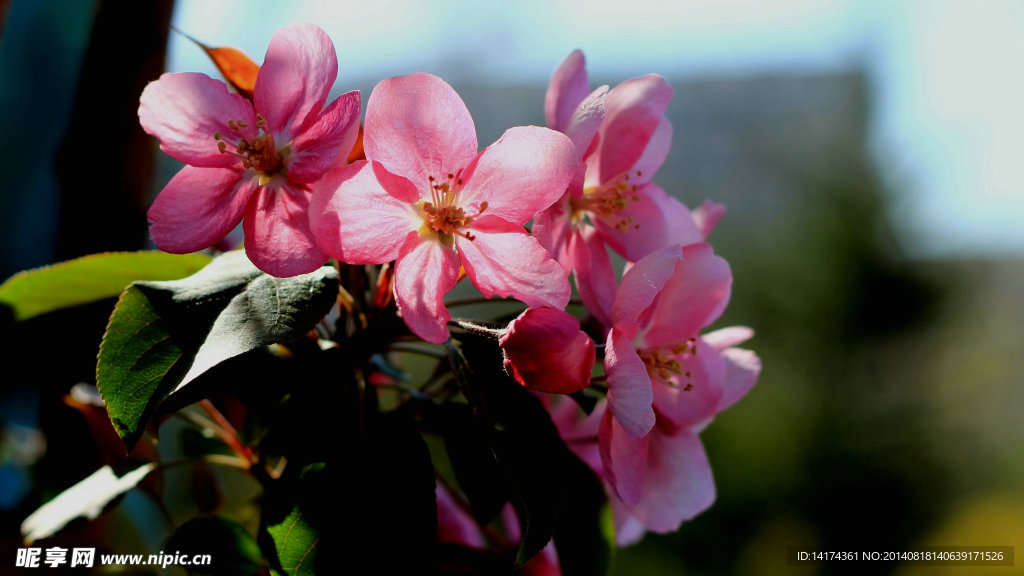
[449,319,505,338]
[173,409,245,457]
[198,399,252,462]
[157,454,252,472]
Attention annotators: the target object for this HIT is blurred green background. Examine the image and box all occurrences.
[1,1,1021,574]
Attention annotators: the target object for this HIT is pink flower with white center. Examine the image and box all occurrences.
[533,51,707,323]
[597,243,761,540]
[310,73,576,343]
[139,23,360,277]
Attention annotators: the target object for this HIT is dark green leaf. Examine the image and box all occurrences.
[346,410,437,571]
[166,516,266,576]
[133,251,339,394]
[445,335,577,567]
[553,455,611,576]
[97,285,182,449]
[0,251,210,320]
[433,402,509,526]
[97,251,339,450]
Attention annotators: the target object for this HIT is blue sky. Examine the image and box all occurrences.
[169,0,1024,259]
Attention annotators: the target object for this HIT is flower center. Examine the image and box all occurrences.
[638,337,698,390]
[569,170,643,231]
[214,114,285,183]
[418,170,487,244]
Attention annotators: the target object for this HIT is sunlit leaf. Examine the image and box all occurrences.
[97,285,182,450]
[21,464,156,544]
[263,465,332,576]
[178,29,259,100]
[0,251,210,320]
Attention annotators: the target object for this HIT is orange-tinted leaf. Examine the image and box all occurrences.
[347,123,366,163]
[203,46,259,100]
[176,29,259,100]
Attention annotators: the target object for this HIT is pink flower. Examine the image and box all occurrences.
[499,307,595,395]
[310,73,576,343]
[598,243,761,540]
[533,51,705,322]
[139,23,360,277]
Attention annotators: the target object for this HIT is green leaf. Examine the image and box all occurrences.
[263,466,329,576]
[433,402,510,526]
[97,251,339,450]
[97,285,182,449]
[21,463,156,543]
[166,516,266,576]
[132,251,339,395]
[266,504,319,576]
[0,251,210,320]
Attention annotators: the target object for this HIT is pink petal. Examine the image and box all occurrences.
[573,227,617,328]
[595,183,702,262]
[609,493,648,546]
[436,483,485,548]
[605,328,655,439]
[562,86,608,155]
[287,90,361,184]
[641,243,732,348]
[627,427,715,533]
[531,192,574,273]
[242,183,328,277]
[458,126,577,224]
[650,338,726,428]
[611,245,683,339]
[499,307,595,395]
[593,75,673,184]
[521,541,562,576]
[309,161,420,264]
[148,166,255,253]
[692,199,727,240]
[456,216,570,309]
[547,396,605,476]
[702,326,753,350]
[599,408,649,506]
[139,72,256,168]
[545,50,590,132]
[630,117,672,183]
[715,346,761,413]
[254,23,338,140]
[394,232,461,343]
[364,73,478,186]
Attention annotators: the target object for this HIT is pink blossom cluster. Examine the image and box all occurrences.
[138,23,759,549]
